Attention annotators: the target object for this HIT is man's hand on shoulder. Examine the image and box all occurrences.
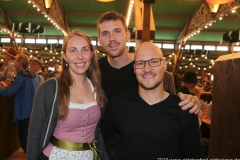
[177,92,200,114]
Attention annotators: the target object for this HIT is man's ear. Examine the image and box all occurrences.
[163,60,167,71]
[126,30,131,41]
[98,37,102,46]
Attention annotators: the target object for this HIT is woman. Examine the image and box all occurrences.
[27,30,108,160]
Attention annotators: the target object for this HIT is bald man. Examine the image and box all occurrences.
[101,42,201,160]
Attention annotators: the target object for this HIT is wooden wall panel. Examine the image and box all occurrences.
[209,57,240,158]
[0,95,20,159]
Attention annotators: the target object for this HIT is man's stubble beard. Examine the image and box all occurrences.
[106,43,127,59]
[139,79,163,90]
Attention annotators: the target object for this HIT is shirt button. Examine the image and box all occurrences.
[82,135,84,137]
[82,129,84,132]
[84,110,86,113]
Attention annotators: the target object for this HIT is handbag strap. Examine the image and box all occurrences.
[42,78,58,148]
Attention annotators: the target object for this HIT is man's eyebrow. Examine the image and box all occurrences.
[68,47,77,50]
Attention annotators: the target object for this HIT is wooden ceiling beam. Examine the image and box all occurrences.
[154,14,240,20]
[185,1,240,39]
[31,0,69,33]
[0,6,18,51]
[134,0,155,41]
[173,0,240,72]
[154,15,189,19]
[65,12,103,16]
[0,7,13,29]
[6,12,41,15]
[142,3,151,42]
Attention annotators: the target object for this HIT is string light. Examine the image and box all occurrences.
[126,0,134,26]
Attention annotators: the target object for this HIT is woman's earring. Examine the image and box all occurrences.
[66,60,68,66]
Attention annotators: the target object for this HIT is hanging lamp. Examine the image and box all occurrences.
[206,0,234,4]
[96,0,115,2]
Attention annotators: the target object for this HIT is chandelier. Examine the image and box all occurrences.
[12,22,44,35]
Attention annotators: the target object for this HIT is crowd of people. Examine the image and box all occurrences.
[0,11,209,160]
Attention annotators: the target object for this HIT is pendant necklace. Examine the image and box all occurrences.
[81,86,87,103]
[71,84,88,103]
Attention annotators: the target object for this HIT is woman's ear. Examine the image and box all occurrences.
[62,52,67,61]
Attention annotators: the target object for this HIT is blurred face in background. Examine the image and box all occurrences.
[30,61,41,72]
[5,53,14,62]
[0,63,5,72]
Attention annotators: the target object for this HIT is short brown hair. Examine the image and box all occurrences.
[16,54,30,69]
[97,11,127,35]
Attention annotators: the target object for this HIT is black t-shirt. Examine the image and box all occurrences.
[98,57,138,105]
[101,89,201,160]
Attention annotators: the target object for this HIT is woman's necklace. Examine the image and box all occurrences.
[71,83,88,103]
[81,86,87,103]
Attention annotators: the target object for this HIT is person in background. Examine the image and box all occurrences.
[1,47,17,82]
[177,73,210,158]
[0,54,40,154]
[27,30,109,160]
[101,42,201,159]
[177,72,198,96]
[0,62,6,81]
[173,69,185,90]
[30,55,47,84]
[204,80,213,92]
[163,70,176,94]
[97,11,200,159]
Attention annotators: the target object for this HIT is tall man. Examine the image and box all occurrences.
[97,11,200,158]
[101,42,201,159]
[0,54,40,154]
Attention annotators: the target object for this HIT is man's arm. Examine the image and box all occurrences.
[0,75,22,97]
[179,114,202,158]
[100,104,119,140]
[164,71,199,114]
